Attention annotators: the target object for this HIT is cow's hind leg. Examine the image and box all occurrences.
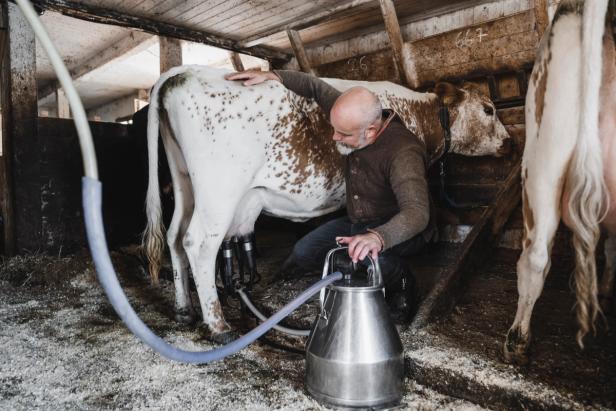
[166,143,196,324]
[160,120,196,324]
[503,173,563,365]
[182,188,253,344]
[599,233,616,313]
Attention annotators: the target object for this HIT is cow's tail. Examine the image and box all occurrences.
[566,0,610,348]
[142,82,166,286]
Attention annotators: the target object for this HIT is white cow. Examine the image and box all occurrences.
[504,0,616,364]
[143,66,511,342]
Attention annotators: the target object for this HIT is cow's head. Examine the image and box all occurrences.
[434,82,512,157]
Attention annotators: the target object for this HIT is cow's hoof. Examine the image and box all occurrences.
[503,328,530,365]
[503,343,530,365]
[175,308,196,325]
[210,329,239,345]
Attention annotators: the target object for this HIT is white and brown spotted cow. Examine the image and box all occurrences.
[143,65,511,342]
[504,0,616,365]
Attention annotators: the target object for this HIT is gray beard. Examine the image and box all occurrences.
[336,142,357,155]
[335,129,368,155]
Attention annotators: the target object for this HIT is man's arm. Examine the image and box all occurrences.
[225,70,341,115]
[372,143,430,249]
[273,70,341,115]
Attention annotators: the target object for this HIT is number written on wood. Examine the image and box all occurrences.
[346,56,368,76]
[455,28,489,49]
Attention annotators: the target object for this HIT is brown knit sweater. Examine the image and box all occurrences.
[275,70,436,249]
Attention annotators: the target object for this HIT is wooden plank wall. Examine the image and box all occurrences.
[302,1,536,84]
[37,118,148,254]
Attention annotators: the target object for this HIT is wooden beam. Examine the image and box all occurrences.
[239,0,376,48]
[28,0,290,64]
[287,29,314,74]
[1,3,40,254]
[378,0,419,88]
[56,88,70,118]
[39,31,156,100]
[159,36,182,74]
[411,161,522,330]
[228,51,244,72]
[534,0,549,39]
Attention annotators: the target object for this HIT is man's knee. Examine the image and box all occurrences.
[288,239,323,271]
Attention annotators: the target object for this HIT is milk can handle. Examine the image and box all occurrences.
[319,245,382,307]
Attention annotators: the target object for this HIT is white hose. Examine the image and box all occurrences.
[15,0,98,179]
[237,288,310,337]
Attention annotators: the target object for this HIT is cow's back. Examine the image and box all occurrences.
[157,66,346,219]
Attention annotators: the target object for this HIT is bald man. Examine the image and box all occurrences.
[226,70,436,323]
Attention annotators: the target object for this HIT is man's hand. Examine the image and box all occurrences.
[336,232,382,263]
[224,70,281,86]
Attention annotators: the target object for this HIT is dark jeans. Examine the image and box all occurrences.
[289,216,426,293]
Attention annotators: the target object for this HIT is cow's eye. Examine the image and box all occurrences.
[483,106,494,116]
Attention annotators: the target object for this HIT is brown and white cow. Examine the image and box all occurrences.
[504,0,616,365]
[143,66,511,342]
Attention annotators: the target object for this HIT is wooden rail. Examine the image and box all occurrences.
[411,161,522,330]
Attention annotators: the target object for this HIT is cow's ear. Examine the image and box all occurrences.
[434,82,464,106]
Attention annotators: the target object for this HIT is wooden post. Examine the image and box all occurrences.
[379,0,419,88]
[159,36,182,74]
[228,51,245,72]
[0,3,10,255]
[56,89,70,119]
[287,29,314,75]
[534,0,549,39]
[0,3,40,254]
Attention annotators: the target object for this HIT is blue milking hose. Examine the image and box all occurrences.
[84,176,339,363]
[18,0,340,364]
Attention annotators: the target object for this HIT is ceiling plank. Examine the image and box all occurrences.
[239,0,376,48]
[28,0,291,63]
[38,30,156,100]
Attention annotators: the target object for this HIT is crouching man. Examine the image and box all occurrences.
[226,69,436,323]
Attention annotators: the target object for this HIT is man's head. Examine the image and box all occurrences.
[330,87,383,155]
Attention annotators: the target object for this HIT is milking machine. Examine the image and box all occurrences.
[18,0,405,407]
[218,234,312,337]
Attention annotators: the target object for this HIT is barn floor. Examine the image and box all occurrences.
[1,228,614,410]
[405,248,616,410]
[252,230,616,410]
[0,244,481,410]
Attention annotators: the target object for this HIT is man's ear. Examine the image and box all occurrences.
[366,121,381,140]
[434,82,465,106]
